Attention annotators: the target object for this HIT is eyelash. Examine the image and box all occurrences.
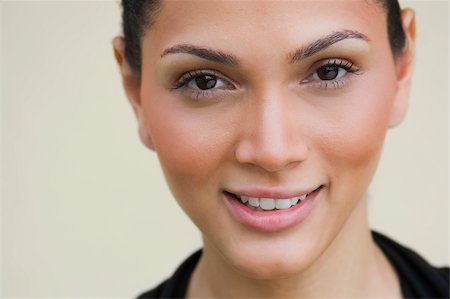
[170,69,234,99]
[170,58,361,99]
[301,58,362,89]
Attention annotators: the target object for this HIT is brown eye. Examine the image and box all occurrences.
[193,75,217,90]
[300,58,360,90]
[173,70,234,97]
[316,65,340,80]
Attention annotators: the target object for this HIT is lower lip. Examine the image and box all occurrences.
[222,187,322,233]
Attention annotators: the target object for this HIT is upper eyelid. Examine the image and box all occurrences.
[174,69,239,89]
[306,58,359,73]
[172,57,360,89]
[178,69,222,83]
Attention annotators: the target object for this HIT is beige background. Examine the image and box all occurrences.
[1,1,448,298]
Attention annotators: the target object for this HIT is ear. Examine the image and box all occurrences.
[389,8,416,128]
[112,36,155,150]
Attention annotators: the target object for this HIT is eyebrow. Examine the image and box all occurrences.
[289,30,370,63]
[161,44,239,66]
[160,29,369,66]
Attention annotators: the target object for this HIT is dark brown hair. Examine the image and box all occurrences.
[121,0,405,74]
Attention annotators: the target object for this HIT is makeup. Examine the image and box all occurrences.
[136,0,407,282]
[223,186,323,233]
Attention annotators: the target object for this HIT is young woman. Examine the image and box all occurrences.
[113,1,449,298]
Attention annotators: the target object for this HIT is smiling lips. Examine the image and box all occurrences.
[229,192,309,211]
[223,186,323,232]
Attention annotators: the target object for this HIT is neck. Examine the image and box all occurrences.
[187,197,401,298]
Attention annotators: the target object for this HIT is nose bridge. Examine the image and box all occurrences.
[235,87,308,172]
[257,90,288,150]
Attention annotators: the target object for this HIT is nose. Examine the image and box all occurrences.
[235,90,309,172]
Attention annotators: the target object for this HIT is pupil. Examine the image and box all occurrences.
[196,75,217,90]
[317,65,339,80]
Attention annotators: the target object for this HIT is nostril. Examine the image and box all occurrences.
[285,161,302,170]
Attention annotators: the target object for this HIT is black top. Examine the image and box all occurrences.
[137,231,449,298]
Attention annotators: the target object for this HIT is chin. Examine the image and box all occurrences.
[223,238,319,280]
[232,252,314,280]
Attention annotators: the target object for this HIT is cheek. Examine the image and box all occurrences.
[141,94,238,210]
[148,111,213,187]
[317,73,397,199]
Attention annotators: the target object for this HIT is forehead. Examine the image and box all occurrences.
[144,0,386,60]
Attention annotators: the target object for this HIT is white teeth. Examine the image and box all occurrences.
[240,195,249,204]
[260,198,275,210]
[237,194,309,211]
[275,198,292,210]
[248,197,260,207]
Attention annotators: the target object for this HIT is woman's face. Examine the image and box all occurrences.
[129,1,411,278]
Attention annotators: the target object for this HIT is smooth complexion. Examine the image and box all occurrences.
[114,1,415,297]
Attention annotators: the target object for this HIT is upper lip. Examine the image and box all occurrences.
[226,185,322,199]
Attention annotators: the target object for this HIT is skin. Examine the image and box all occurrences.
[114,1,416,297]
